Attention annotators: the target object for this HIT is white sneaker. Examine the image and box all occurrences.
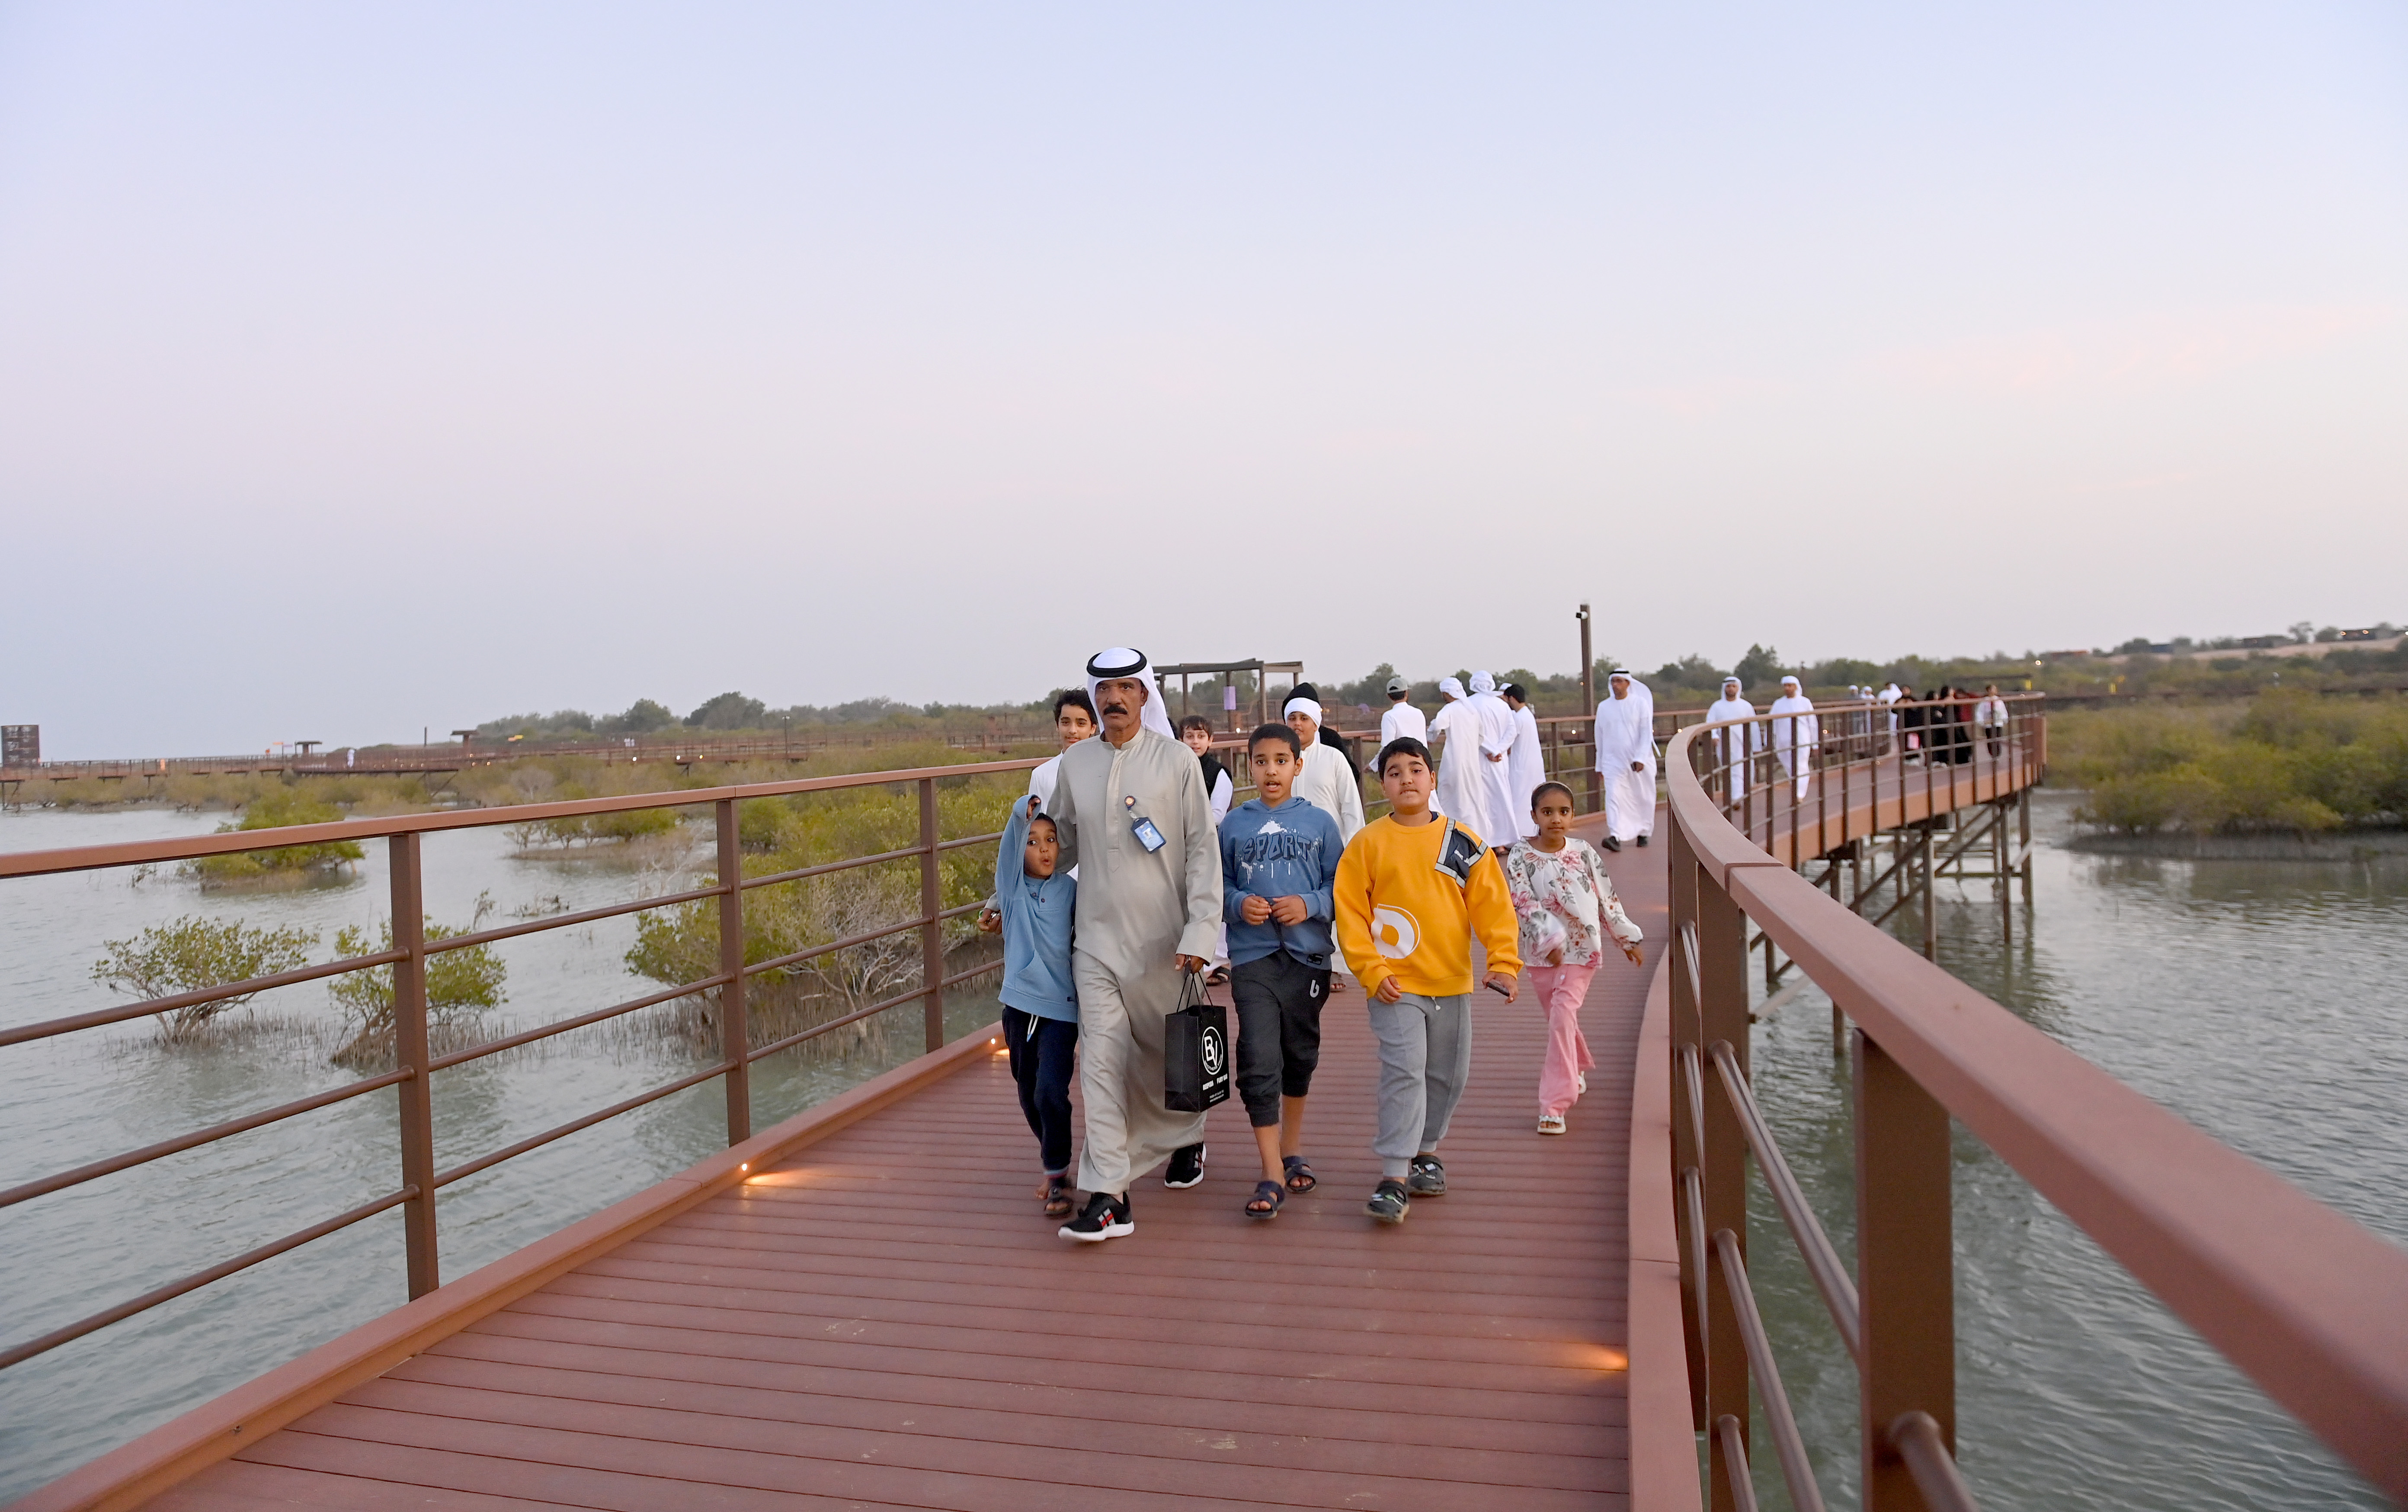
[1576,1072,1587,1096]
[1537,1115,1568,1136]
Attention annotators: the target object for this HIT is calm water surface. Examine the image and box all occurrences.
[0,807,1002,1498]
[3,796,2402,1504]
[1743,790,2405,1510]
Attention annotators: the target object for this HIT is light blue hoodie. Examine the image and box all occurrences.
[993,800,1077,1021]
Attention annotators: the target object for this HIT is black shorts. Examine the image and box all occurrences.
[1230,951,1329,1127]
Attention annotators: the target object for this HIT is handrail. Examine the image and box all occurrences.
[1663,698,2408,1505]
[0,756,1045,1381]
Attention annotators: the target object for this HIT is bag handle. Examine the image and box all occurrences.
[1178,966,1219,1012]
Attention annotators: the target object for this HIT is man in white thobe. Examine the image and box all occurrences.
[1500,683,1546,839]
[1465,671,1524,845]
[1705,676,1758,804]
[1593,669,1656,850]
[1045,647,1224,1243]
[1428,676,1478,824]
[1284,695,1366,843]
[1877,681,1902,756]
[1373,675,1427,770]
[1768,676,1819,803]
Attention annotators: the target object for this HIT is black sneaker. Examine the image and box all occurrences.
[1366,1178,1411,1224]
[1163,1143,1206,1189]
[1059,1191,1134,1243]
[1635,833,1650,847]
[1601,835,1623,852]
[1406,1155,1447,1196]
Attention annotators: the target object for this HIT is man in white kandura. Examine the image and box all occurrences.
[1373,675,1427,771]
[1705,676,1758,803]
[1466,672,1524,843]
[1284,695,1367,843]
[1501,683,1546,839]
[1768,675,1819,802]
[1046,648,1224,1243]
[1428,676,1477,823]
[1592,669,1656,852]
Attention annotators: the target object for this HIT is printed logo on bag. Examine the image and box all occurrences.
[1200,1024,1226,1077]
[1371,905,1420,959]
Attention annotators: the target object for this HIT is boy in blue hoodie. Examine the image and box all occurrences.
[1218,723,1345,1219]
[979,795,1080,1218]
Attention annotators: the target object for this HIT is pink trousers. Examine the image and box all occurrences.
[1528,963,1597,1117]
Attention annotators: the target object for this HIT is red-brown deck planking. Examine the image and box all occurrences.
[139,817,1668,1512]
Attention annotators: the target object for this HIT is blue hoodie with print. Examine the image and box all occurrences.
[1218,795,1344,969]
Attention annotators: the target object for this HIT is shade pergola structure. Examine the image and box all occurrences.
[1152,659,1305,732]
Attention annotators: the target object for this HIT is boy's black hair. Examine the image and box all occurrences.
[1027,811,1059,832]
[1376,736,1433,774]
[1249,722,1302,757]
[1053,688,1095,721]
[1178,713,1217,736]
[1530,780,1575,811]
[1503,682,1529,702]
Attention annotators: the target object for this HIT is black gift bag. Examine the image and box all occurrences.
[1164,970,1232,1114]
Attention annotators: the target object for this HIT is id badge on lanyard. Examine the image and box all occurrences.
[1124,794,1167,853]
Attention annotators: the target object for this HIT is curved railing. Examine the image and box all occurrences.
[1655,697,2408,1509]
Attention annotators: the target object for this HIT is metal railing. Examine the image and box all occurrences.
[1663,696,2408,1509]
[0,758,1041,1371]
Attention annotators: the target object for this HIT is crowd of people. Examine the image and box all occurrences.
[980,647,1648,1243]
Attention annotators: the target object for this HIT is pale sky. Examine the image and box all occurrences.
[2,3,2402,756]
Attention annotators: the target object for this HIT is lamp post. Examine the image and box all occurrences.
[1578,604,1598,814]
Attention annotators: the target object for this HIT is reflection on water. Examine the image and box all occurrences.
[1743,790,2402,1510]
[0,807,1003,1499]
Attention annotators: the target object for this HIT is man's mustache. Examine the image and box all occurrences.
[1101,702,1131,716]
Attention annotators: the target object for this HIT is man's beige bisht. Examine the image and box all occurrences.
[1044,724,1224,1195]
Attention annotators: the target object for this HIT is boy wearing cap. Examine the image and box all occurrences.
[1375,676,1428,771]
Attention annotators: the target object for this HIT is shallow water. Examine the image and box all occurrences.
[1741,790,2404,1510]
[0,808,1002,1498]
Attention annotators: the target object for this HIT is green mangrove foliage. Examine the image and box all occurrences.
[328,894,509,1067]
[2059,693,2408,833]
[626,773,1020,1050]
[90,915,321,1041]
[190,788,366,882]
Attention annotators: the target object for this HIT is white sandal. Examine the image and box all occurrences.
[1537,1114,1567,1135]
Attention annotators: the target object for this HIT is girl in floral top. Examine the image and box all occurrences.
[1503,783,1645,1134]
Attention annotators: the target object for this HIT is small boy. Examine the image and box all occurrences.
[978,795,1080,1218]
[1334,737,1521,1224]
[1217,723,1345,1219]
[1178,714,1236,827]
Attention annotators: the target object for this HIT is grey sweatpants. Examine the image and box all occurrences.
[1367,991,1474,1179]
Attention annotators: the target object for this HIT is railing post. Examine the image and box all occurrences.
[1668,821,1708,1431]
[715,800,752,1144]
[919,777,945,1053]
[388,832,439,1300]
[1698,865,1754,1512]
[1855,1030,1955,1512]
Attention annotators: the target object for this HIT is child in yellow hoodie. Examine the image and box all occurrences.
[1334,736,1522,1224]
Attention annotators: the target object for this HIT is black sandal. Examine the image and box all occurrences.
[1042,1177,1074,1219]
[1245,1180,1284,1220]
[1281,1156,1317,1195]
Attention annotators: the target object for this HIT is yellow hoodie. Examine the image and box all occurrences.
[1334,815,1523,997]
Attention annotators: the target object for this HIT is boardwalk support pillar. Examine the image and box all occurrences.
[1698,867,1754,1512]
[919,777,945,1053]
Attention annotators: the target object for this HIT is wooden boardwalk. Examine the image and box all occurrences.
[139,821,1667,1512]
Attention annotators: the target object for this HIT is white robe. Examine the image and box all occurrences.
[1374,701,1428,769]
[1705,695,1758,800]
[1429,695,1486,830]
[1292,735,1366,843]
[1594,682,1657,841]
[1768,693,1819,799]
[1505,705,1545,839]
[1044,727,1223,1193]
[1465,691,1525,846]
